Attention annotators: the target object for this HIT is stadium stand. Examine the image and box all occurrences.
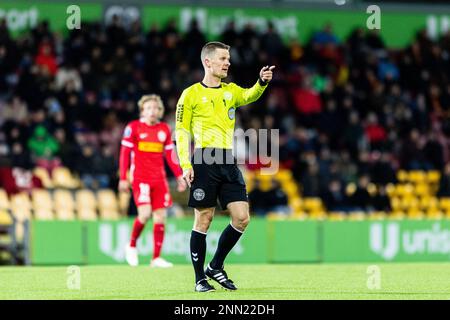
[0,10,449,226]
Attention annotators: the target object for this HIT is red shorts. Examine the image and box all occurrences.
[131,179,172,210]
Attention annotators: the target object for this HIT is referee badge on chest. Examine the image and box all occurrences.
[193,188,205,201]
[228,107,236,120]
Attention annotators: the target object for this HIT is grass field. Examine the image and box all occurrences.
[1,262,450,300]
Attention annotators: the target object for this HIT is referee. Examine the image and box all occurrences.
[175,41,275,292]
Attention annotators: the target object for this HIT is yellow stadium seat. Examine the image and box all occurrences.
[395,184,414,197]
[420,196,439,210]
[303,198,323,211]
[445,210,450,219]
[348,211,365,221]
[54,189,75,211]
[31,189,53,211]
[368,211,387,220]
[283,182,299,197]
[414,183,430,197]
[276,170,293,182]
[34,208,54,220]
[78,209,97,221]
[292,211,307,220]
[55,209,76,221]
[75,189,97,220]
[389,211,405,219]
[396,170,408,182]
[288,197,303,211]
[53,167,79,189]
[0,189,9,210]
[400,196,419,210]
[390,197,401,211]
[0,209,13,225]
[99,209,120,220]
[97,189,118,211]
[10,192,32,221]
[439,197,450,211]
[426,208,443,220]
[407,208,424,220]
[97,190,121,220]
[309,211,327,220]
[427,171,441,184]
[119,191,130,216]
[385,183,395,197]
[33,167,54,188]
[329,212,346,221]
[408,170,426,184]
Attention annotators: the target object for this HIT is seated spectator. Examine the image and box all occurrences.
[27,125,61,172]
[266,179,290,215]
[248,179,267,216]
[321,179,348,212]
[371,184,392,212]
[76,144,112,189]
[347,174,372,212]
[0,154,43,196]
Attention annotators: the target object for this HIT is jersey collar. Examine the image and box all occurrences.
[200,81,221,89]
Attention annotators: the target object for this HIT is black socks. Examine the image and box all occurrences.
[210,223,243,270]
[191,229,207,283]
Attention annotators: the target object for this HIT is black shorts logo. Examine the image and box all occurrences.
[193,188,206,201]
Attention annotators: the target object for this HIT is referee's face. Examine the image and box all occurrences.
[209,48,231,79]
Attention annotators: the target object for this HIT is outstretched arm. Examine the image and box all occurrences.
[234,65,275,107]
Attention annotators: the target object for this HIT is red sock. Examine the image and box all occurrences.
[130,218,145,247]
[153,223,165,259]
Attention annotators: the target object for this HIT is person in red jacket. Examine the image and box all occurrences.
[119,94,186,268]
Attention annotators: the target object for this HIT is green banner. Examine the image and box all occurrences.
[85,217,268,265]
[29,218,450,265]
[0,1,102,36]
[143,5,450,47]
[30,220,84,265]
[323,220,450,263]
[268,220,319,262]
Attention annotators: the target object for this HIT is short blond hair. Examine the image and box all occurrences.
[138,94,164,119]
[201,41,230,64]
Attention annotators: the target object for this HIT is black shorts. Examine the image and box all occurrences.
[188,148,248,210]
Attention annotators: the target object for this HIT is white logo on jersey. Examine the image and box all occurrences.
[157,130,166,142]
[138,183,150,203]
[202,96,208,102]
[139,133,148,139]
[223,91,232,101]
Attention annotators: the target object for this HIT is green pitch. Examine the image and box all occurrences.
[1,263,450,299]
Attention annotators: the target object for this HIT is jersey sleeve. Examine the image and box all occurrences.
[119,122,135,180]
[231,80,268,108]
[175,89,194,171]
[163,123,183,178]
[121,122,135,149]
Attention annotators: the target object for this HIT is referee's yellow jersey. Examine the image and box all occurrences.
[175,80,268,170]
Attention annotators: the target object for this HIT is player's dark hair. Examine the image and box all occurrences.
[201,41,230,63]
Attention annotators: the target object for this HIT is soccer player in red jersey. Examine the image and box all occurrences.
[119,94,187,268]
